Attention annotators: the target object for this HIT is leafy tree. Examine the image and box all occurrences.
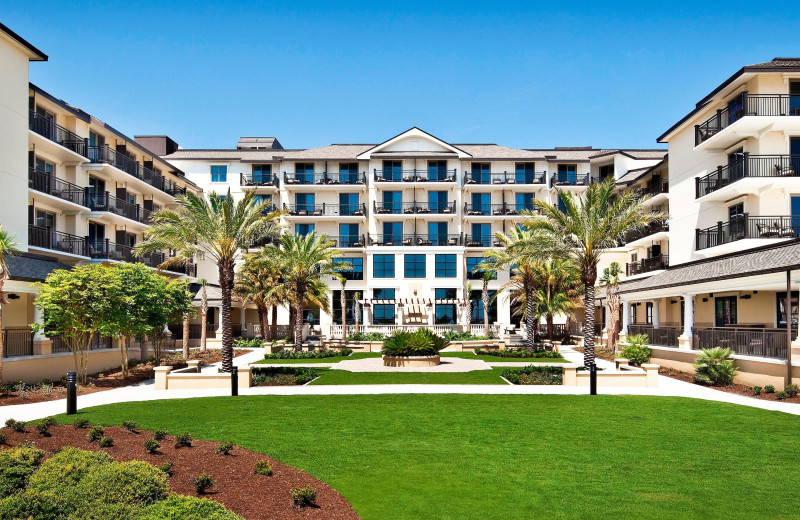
[0,225,19,383]
[598,262,623,351]
[136,189,281,372]
[529,179,665,367]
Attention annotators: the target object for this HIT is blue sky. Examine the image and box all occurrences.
[5,1,798,150]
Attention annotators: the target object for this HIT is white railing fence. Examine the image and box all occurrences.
[327,323,501,338]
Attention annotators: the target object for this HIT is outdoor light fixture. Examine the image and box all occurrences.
[702,298,709,302]
[670,300,677,304]
[741,294,752,300]
[7,294,19,300]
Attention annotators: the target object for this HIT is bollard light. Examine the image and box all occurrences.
[589,363,598,396]
[66,371,77,415]
[231,366,239,397]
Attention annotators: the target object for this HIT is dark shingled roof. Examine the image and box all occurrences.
[6,255,71,282]
[617,239,800,296]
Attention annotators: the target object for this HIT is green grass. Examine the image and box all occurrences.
[254,352,381,364]
[57,395,800,520]
[440,352,569,363]
[308,367,509,385]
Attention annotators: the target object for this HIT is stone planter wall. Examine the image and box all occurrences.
[383,355,441,367]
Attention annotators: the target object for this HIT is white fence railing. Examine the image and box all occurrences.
[328,323,500,338]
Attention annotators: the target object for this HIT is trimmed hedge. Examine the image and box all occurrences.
[474,347,562,359]
[0,445,45,498]
[137,494,244,520]
[252,366,322,386]
[501,366,564,385]
[264,348,352,360]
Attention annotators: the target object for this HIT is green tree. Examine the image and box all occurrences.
[272,233,342,349]
[471,262,498,338]
[0,225,19,383]
[235,252,276,340]
[531,258,582,340]
[529,179,665,367]
[198,279,208,351]
[333,261,353,341]
[598,262,623,352]
[136,189,281,372]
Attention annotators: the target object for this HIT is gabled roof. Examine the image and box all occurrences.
[356,127,472,160]
[0,22,47,61]
[6,254,70,282]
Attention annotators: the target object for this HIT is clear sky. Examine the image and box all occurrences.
[5,1,798,151]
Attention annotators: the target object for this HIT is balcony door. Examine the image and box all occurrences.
[472,193,490,214]
[472,223,491,246]
[88,222,104,254]
[792,196,800,237]
[34,105,54,140]
[714,296,737,327]
[791,138,800,177]
[558,164,577,184]
[383,160,402,182]
[428,222,448,245]
[790,81,800,116]
[428,161,447,181]
[339,193,358,216]
[776,291,799,329]
[727,149,745,182]
[339,224,359,246]
[34,157,54,193]
[728,202,745,239]
[295,193,314,213]
[383,222,402,244]
[471,163,490,184]
[429,191,447,213]
[515,193,534,212]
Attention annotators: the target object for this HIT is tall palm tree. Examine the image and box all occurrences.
[598,262,623,352]
[333,262,353,341]
[0,225,19,383]
[528,178,665,367]
[273,233,343,349]
[235,253,274,340]
[136,189,281,372]
[530,258,582,340]
[199,279,208,351]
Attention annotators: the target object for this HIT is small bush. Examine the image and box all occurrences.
[27,447,112,493]
[501,365,563,385]
[0,445,46,498]
[138,494,244,520]
[765,385,775,393]
[122,421,139,433]
[254,460,272,476]
[619,336,652,366]
[252,366,321,386]
[153,428,168,441]
[144,439,161,454]
[87,426,104,442]
[35,417,56,436]
[290,485,317,507]
[5,419,26,433]
[382,329,448,357]
[0,489,71,520]
[346,331,385,342]
[174,431,193,448]
[193,473,214,494]
[216,440,234,455]
[784,384,799,397]
[264,348,351,360]
[73,417,90,429]
[99,436,114,448]
[693,347,738,386]
[474,347,562,359]
[233,337,264,349]
[777,391,788,401]
[0,433,6,445]
[441,330,486,341]
[752,386,762,395]
[157,461,173,475]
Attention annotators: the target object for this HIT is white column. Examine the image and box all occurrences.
[652,300,660,328]
[428,305,434,326]
[621,301,631,335]
[679,295,694,349]
[239,305,246,329]
[215,306,223,334]
[32,302,44,341]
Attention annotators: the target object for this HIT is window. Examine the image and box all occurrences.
[472,193,491,214]
[382,160,402,182]
[428,191,448,213]
[435,254,456,278]
[33,157,54,192]
[334,257,363,280]
[728,202,745,238]
[302,308,320,325]
[383,191,402,214]
[127,192,136,205]
[295,163,315,184]
[515,193,534,212]
[383,222,403,245]
[631,304,637,324]
[34,209,55,230]
[333,290,360,325]
[557,164,577,184]
[466,257,496,280]
[295,193,315,213]
[428,222,448,245]
[599,164,614,181]
[404,254,426,278]
[295,224,314,236]
[470,163,490,184]
[428,160,448,181]
[776,291,799,329]
[791,82,800,115]
[728,202,744,220]
[470,289,497,324]
[339,224,359,246]
[557,194,567,213]
[339,162,359,183]
[339,193,358,216]
[714,296,737,327]
[373,288,396,324]
[374,254,395,278]
[435,288,457,324]
[471,223,491,247]
[252,164,271,184]
[211,165,227,182]
[515,162,535,183]
[646,302,653,325]
[792,196,800,237]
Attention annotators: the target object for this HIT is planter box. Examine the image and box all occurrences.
[383,355,440,367]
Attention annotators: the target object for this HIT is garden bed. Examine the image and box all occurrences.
[252,366,323,385]
[0,423,359,520]
[658,366,800,403]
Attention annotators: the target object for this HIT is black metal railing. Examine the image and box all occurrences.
[463,171,546,185]
[87,191,143,222]
[464,203,537,216]
[327,235,366,248]
[283,172,366,185]
[161,260,197,277]
[643,179,668,197]
[369,233,462,246]
[373,169,457,182]
[163,179,187,197]
[628,324,680,348]
[626,255,668,276]
[28,168,87,206]
[87,239,136,262]
[52,335,113,353]
[695,92,800,145]
[696,215,800,250]
[623,221,669,244]
[168,323,214,340]
[28,225,87,257]
[240,172,279,187]
[464,234,498,247]
[86,144,186,197]
[29,111,88,157]
[2,328,33,357]
[696,155,800,198]
[284,203,366,216]
[691,326,787,359]
[550,173,590,186]
[374,201,456,214]
[537,323,567,337]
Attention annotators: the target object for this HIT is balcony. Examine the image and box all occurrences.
[368,233,462,246]
[28,168,87,208]
[623,221,669,247]
[86,145,186,197]
[695,92,800,148]
[373,169,456,183]
[284,203,366,217]
[2,328,33,358]
[550,173,590,187]
[87,192,146,224]
[373,201,456,215]
[88,239,137,262]
[464,203,537,216]
[643,179,668,197]
[283,172,366,186]
[28,225,87,257]
[695,155,800,200]
[625,255,668,277]
[464,234,498,248]
[240,172,279,188]
[696,214,799,252]
[29,110,87,158]
[692,327,787,359]
[326,235,366,248]
[463,171,546,186]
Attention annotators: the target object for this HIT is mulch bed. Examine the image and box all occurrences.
[0,424,360,520]
[0,349,252,407]
[658,366,800,403]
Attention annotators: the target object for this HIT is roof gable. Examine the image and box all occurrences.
[356,127,472,160]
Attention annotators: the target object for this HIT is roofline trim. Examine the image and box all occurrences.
[0,22,47,61]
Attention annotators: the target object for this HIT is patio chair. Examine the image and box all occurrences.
[448,237,458,246]
[776,164,796,176]
[402,238,412,246]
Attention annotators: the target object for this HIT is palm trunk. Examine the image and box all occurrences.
[294,288,305,352]
[289,307,296,340]
[582,264,598,369]
[270,305,278,341]
[354,300,360,335]
[0,304,4,384]
[220,264,235,373]
[482,280,490,338]
[182,315,189,360]
[263,305,272,341]
[257,307,267,340]
[200,285,208,351]
[547,314,554,340]
[525,282,535,349]
[340,285,347,341]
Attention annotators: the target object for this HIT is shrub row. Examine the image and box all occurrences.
[252,367,322,386]
[232,338,264,349]
[264,347,352,360]
[346,331,386,342]
[382,329,448,357]
[474,347,562,359]
[501,366,564,385]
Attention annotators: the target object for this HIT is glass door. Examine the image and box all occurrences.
[714,296,737,327]
[383,191,401,214]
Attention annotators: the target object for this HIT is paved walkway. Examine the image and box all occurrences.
[2,347,800,423]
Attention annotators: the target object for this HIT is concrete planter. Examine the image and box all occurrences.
[383,355,441,367]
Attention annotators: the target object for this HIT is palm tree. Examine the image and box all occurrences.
[0,225,19,383]
[528,178,665,367]
[531,258,582,340]
[273,233,343,349]
[199,279,208,351]
[333,262,353,341]
[598,262,623,352]
[353,291,361,334]
[136,189,281,372]
[235,253,273,340]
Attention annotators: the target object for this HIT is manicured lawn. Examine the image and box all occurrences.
[254,352,381,364]
[308,367,509,385]
[440,352,569,363]
[59,395,800,520]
